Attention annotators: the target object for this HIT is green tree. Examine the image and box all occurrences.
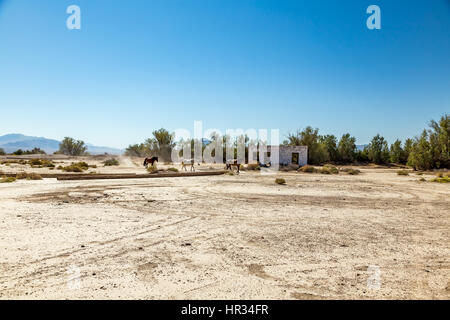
[389,139,404,164]
[356,147,370,162]
[403,138,414,163]
[428,114,449,168]
[0,148,5,155]
[367,134,390,164]
[407,130,433,170]
[58,137,88,156]
[285,126,329,164]
[13,149,24,155]
[320,135,338,162]
[125,143,149,157]
[145,128,175,161]
[337,133,356,163]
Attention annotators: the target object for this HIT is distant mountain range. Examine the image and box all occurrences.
[0,134,123,155]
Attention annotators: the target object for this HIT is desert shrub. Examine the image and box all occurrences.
[29,159,43,166]
[341,168,361,175]
[89,164,97,168]
[60,162,89,172]
[397,170,409,176]
[0,177,16,183]
[168,167,179,172]
[415,172,423,176]
[147,165,158,173]
[16,172,28,179]
[321,164,339,174]
[275,178,286,185]
[431,176,450,183]
[103,158,119,166]
[419,178,426,182]
[298,165,317,173]
[27,173,43,180]
[227,171,235,176]
[246,163,260,171]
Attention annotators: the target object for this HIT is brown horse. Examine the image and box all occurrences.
[143,157,158,168]
[226,160,240,173]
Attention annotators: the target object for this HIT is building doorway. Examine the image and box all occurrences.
[291,152,299,165]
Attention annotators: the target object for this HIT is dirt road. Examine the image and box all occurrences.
[0,168,449,299]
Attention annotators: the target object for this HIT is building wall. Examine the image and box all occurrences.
[267,146,308,166]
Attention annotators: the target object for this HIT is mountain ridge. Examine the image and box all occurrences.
[0,134,123,155]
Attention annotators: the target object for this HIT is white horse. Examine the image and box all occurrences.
[181,159,195,171]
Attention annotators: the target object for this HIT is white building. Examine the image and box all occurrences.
[265,145,308,167]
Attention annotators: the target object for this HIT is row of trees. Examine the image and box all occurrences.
[284,114,449,170]
[126,115,449,171]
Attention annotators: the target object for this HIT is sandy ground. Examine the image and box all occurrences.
[0,158,449,299]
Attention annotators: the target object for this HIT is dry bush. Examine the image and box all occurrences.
[29,159,43,166]
[27,173,43,180]
[397,170,409,176]
[16,172,28,179]
[147,165,158,173]
[60,162,89,172]
[341,168,361,175]
[431,176,450,183]
[16,172,42,180]
[298,165,317,173]
[103,158,119,166]
[275,178,286,185]
[245,163,261,171]
[168,167,179,172]
[0,177,16,183]
[320,164,339,174]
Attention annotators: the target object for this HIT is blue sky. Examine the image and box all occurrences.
[0,0,449,148]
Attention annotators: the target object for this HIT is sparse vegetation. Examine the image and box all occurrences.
[431,176,450,183]
[168,167,179,172]
[147,165,158,173]
[275,178,286,185]
[320,164,339,174]
[298,165,318,173]
[103,158,119,166]
[59,162,89,172]
[26,173,43,180]
[0,177,16,183]
[397,170,409,176]
[341,168,361,175]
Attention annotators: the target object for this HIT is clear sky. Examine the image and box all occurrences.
[0,0,449,148]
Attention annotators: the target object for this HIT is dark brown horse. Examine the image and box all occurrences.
[226,159,240,173]
[143,157,158,168]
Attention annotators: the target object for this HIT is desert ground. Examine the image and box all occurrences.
[0,156,449,299]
